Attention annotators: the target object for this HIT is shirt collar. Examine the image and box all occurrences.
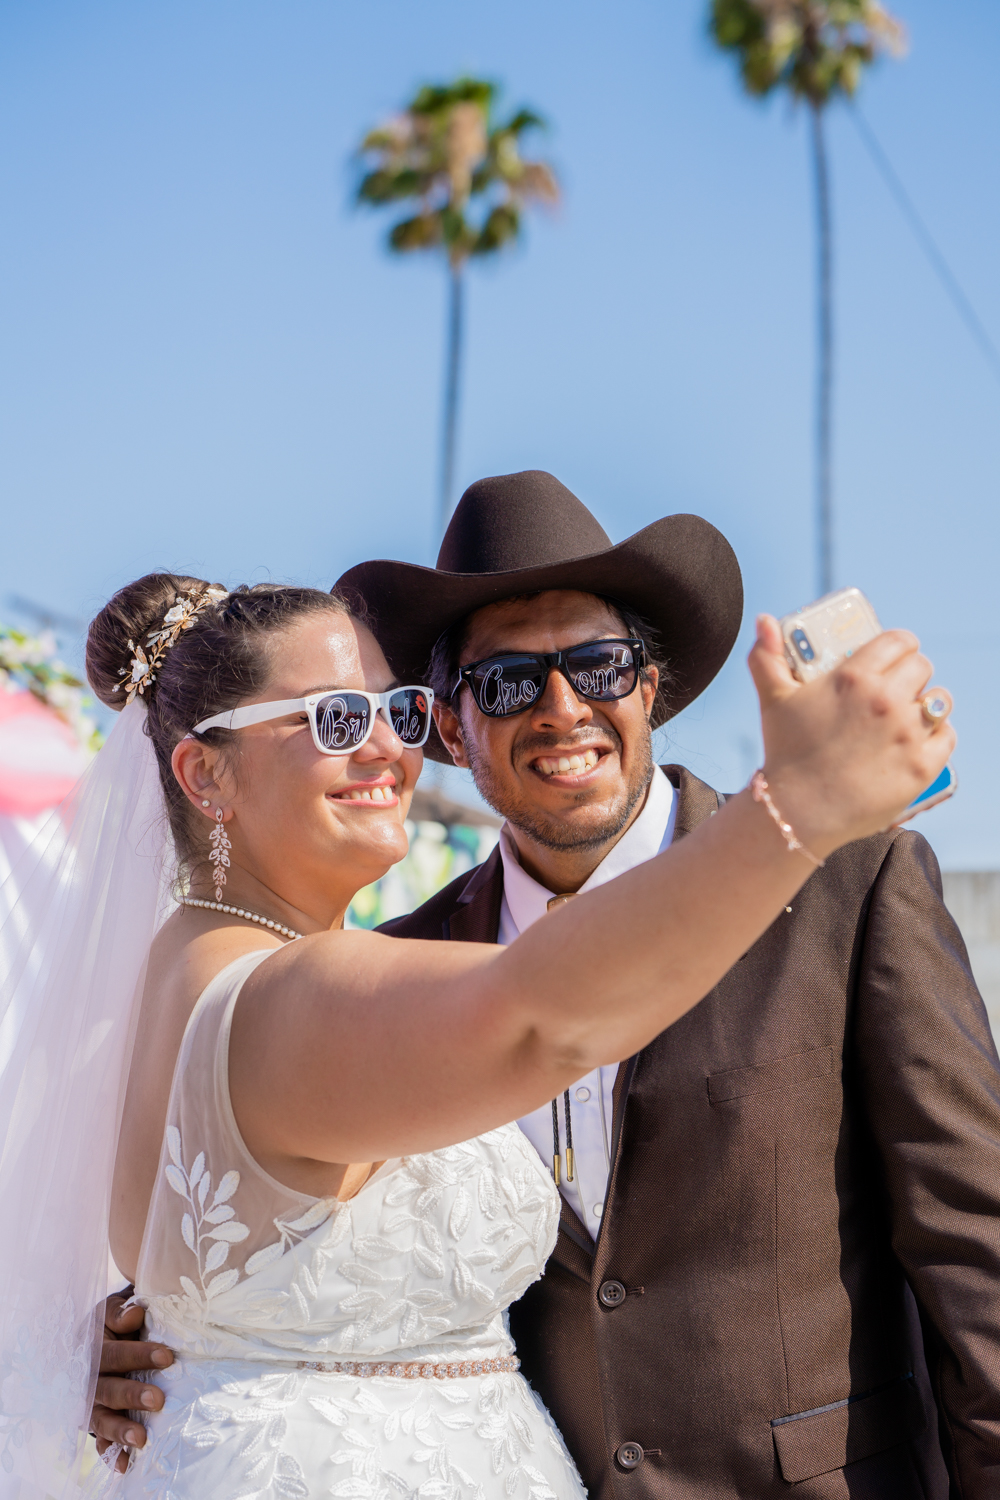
[498,765,676,938]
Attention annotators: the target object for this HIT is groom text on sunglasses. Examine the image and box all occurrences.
[96,472,1000,1498]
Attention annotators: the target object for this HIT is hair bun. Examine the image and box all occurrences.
[86,572,214,710]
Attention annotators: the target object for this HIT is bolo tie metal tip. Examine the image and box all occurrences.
[552,1154,561,1186]
[565,1146,574,1182]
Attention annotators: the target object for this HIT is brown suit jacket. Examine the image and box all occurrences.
[380,767,1000,1498]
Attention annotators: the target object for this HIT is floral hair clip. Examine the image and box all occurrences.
[115,587,229,704]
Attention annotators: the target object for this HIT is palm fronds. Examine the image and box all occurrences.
[356,77,559,269]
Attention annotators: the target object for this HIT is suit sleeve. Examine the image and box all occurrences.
[855,830,1000,1495]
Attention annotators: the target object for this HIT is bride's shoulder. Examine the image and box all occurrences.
[145,908,284,1015]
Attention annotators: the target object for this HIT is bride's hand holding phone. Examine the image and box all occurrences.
[748,613,955,861]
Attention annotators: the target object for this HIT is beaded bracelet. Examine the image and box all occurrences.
[749,770,825,869]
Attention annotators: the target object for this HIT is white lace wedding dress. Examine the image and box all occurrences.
[117,950,586,1500]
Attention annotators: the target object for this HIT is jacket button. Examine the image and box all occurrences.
[598,1279,626,1308]
[616,1441,644,1469]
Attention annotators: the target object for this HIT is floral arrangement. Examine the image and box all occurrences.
[0,623,103,753]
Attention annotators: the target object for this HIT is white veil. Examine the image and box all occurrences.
[0,701,175,1499]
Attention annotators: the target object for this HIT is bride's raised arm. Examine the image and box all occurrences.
[229,616,952,1168]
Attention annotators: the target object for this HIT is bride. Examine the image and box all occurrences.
[0,573,952,1500]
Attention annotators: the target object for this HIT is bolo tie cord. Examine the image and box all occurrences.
[544,893,578,1187]
[551,1091,574,1185]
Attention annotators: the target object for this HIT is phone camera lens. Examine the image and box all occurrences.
[792,628,815,662]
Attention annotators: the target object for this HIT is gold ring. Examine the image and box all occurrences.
[920,690,951,725]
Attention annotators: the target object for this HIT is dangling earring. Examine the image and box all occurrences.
[208,808,232,903]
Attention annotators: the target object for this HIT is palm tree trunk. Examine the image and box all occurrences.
[811,103,833,596]
[440,262,464,535]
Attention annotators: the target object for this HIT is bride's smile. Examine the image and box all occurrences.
[327,777,398,804]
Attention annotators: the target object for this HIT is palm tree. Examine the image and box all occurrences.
[356,79,559,533]
[710,1,905,594]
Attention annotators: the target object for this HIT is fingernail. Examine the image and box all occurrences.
[125,1427,142,1446]
[140,1390,158,1409]
[151,1348,172,1367]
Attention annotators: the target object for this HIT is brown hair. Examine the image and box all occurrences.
[87,573,356,876]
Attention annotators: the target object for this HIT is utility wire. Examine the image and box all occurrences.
[849,104,1000,391]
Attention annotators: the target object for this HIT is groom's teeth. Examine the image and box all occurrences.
[535,750,601,776]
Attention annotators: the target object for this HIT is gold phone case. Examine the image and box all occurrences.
[779,587,882,683]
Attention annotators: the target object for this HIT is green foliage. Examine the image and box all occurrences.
[347,821,496,929]
[710,0,906,106]
[389,214,441,252]
[355,76,559,268]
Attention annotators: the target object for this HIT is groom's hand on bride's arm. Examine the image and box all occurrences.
[90,1291,174,1473]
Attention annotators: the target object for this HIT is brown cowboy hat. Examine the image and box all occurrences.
[336,469,743,763]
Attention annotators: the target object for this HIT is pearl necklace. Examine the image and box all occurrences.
[182,898,303,940]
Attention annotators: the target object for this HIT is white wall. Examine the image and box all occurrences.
[942,872,1000,1042]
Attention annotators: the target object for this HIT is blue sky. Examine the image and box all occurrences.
[1,0,997,866]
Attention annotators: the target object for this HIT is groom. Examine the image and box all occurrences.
[340,471,1000,1497]
[98,472,1000,1496]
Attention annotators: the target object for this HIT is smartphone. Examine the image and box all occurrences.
[900,762,957,820]
[778,586,956,820]
[779,587,883,682]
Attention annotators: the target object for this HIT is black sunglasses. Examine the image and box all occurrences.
[455,637,646,719]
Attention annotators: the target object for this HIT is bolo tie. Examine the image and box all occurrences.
[546,891,578,1185]
[551,1092,574,1185]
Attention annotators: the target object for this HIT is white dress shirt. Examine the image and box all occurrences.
[499,767,678,1239]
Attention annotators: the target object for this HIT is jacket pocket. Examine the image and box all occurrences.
[707,1046,833,1105]
[771,1375,924,1483]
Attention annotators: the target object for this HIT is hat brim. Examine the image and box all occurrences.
[337,513,743,763]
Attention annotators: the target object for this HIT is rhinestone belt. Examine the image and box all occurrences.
[297,1355,519,1379]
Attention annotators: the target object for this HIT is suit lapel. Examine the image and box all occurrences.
[664,762,724,840]
[551,1198,598,1278]
[609,1053,638,1170]
[446,845,504,944]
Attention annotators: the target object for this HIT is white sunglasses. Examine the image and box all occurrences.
[192,687,435,754]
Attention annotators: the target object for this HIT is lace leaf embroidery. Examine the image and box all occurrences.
[244,1241,286,1275]
[165,1127,335,1310]
[166,1139,250,1298]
